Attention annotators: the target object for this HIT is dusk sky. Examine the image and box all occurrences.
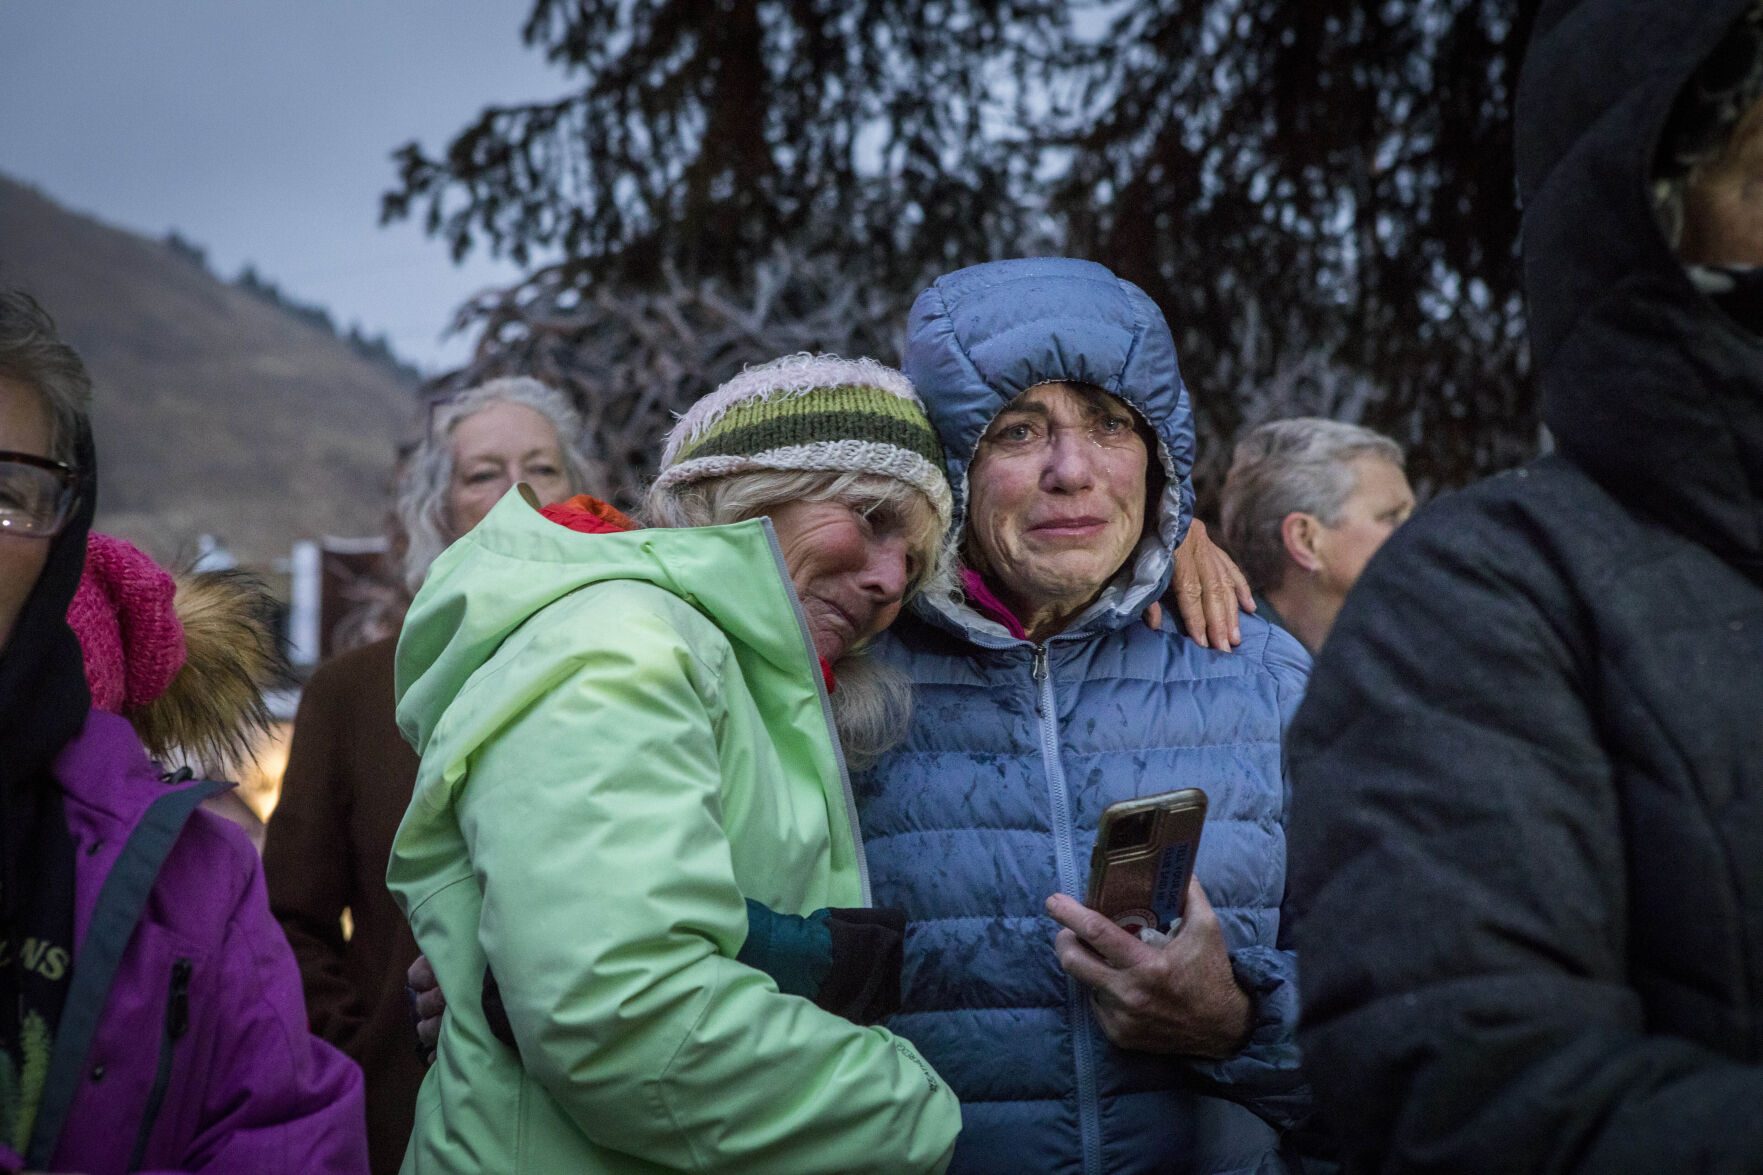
[1,2,573,372]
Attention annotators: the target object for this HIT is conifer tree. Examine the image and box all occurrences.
[386,0,1541,502]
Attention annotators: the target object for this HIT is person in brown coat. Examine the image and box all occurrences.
[263,376,597,1174]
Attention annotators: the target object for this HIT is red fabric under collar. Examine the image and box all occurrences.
[539,494,640,534]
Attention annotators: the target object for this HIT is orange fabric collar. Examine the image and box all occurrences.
[538,494,640,535]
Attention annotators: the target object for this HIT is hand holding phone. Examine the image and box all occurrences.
[1047,873,1253,1056]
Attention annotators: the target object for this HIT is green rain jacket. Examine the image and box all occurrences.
[387,487,960,1174]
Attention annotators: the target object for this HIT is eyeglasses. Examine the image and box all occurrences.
[0,451,84,537]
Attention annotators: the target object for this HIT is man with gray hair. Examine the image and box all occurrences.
[1218,417,1413,655]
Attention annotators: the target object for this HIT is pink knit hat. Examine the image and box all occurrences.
[66,534,187,713]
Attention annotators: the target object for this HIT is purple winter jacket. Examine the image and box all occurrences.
[1,710,368,1174]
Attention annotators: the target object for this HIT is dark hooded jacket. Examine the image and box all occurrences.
[862,258,1312,1175]
[1286,2,1763,1171]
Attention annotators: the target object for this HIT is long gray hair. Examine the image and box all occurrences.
[396,377,597,593]
[645,467,949,771]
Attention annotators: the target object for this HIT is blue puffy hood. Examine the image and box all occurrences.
[902,257,1195,641]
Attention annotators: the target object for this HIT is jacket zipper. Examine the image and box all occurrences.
[1032,643,1102,1175]
[128,957,191,1171]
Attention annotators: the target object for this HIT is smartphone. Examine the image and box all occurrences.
[1084,788,1207,937]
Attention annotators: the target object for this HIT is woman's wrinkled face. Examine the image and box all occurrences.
[770,495,927,664]
[445,401,571,540]
[964,382,1149,622]
[0,378,55,656]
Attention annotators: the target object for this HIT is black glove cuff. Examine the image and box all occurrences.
[818,906,906,1025]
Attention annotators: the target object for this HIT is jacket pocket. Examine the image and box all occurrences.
[127,957,191,1171]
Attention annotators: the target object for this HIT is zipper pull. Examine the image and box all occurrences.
[1032,645,1047,682]
[168,958,192,1040]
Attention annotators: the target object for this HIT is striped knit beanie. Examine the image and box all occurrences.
[654,353,953,529]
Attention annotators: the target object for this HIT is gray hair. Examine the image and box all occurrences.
[645,466,950,770]
[397,376,596,592]
[0,289,93,464]
[1220,417,1404,594]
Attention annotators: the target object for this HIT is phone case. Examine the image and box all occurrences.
[1084,788,1207,935]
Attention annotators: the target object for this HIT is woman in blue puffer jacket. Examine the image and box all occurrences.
[856,258,1311,1175]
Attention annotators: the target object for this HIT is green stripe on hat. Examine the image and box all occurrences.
[677,410,945,468]
[677,384,933,448]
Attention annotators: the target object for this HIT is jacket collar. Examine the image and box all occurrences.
[53,709,174,829]
[51,709,226,946]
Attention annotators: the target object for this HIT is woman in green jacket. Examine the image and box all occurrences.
[388,354,963,1174]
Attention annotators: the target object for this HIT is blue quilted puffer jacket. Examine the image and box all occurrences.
[857,259,1312,1175]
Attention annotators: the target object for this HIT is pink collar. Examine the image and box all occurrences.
[959,568,1029,641]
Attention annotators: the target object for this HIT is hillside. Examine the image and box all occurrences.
[0,175,419,568]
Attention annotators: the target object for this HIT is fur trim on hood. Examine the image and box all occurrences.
[130,568,286,774]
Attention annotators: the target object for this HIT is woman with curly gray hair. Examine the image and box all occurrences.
[396,376,598,594]
[265,374,597,1175]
